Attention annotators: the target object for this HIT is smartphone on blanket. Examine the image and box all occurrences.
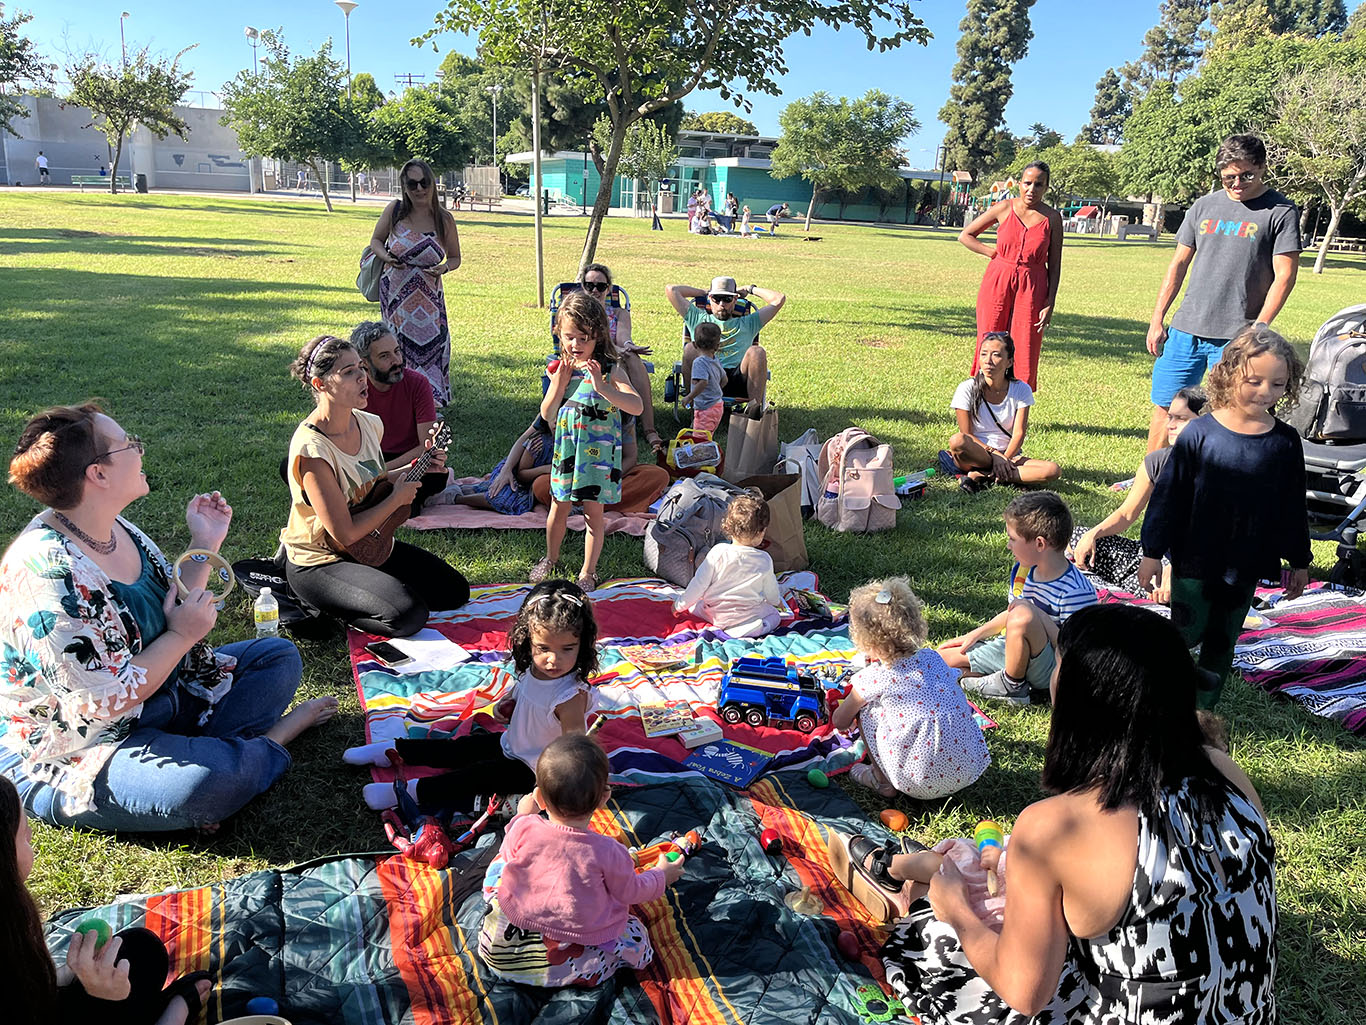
[365,640,414,667]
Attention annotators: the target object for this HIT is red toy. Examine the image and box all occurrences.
[759,827,783,854]
[836,930,861,960]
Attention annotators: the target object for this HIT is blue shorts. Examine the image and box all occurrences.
[1151,327,1228,406]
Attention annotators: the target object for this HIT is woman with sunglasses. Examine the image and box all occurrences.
[368,157,461,407]
[0,404,337,833]
[958,161,1063,392]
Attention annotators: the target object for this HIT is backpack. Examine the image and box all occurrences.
[644,472,750,585]
[777,428,823,518]
[231,555,333,640]
[815,427,900,533]
[1284,304,1366,442]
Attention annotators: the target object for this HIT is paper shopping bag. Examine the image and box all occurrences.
[737,472,809,572]
[723,405,779,482]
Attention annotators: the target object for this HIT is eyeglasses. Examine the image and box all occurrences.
[709,294,736,304]
[582,281,610,293]
[404,177,430,190]
[91,435,144,465]
[1220,170,1260,186]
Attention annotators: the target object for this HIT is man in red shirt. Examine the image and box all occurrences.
[351,322,449,513]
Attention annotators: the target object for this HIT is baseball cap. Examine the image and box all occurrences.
[709,276,738,297]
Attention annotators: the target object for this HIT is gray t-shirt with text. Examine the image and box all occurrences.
[1170,188,1300,340]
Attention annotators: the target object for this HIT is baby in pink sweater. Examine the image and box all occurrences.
[478,733,687,987]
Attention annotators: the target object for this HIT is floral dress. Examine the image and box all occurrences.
[551,367,623,505]
[380,221,451,406]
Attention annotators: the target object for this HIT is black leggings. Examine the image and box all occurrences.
[396,733,536,810]
[57,928,171,1025]
[287,540,470,637]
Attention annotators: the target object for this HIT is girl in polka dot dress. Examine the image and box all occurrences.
[831,577,991,800]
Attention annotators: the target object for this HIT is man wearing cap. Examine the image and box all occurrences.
[666,276,786,419]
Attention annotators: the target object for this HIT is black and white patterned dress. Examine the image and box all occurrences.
[881,776,1276,1024]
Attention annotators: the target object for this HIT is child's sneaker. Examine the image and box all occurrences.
[961,671,1031,705]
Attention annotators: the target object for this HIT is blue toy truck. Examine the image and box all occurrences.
[717,656,826,733]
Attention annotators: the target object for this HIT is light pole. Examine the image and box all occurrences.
[486,84,503,197]
[336,0,358,204]
[934,144,947,226]
[120,12,129,70]
[244,26,260,76]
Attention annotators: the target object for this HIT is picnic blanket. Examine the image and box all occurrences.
[406,476,653,536]
[1096,583,1366,735]
[348,574,996,791]
[45,777,907,1025]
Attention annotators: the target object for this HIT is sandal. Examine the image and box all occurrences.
[849,762,898,798]
[528,557,558,584]
[162,969,213,1022]
[827,831,903,922]
[577,572,598,593]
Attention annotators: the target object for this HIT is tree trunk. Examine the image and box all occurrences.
[1314,204,1343,275]
[1299,200,1314,240]
[578,117,628,277]
[805,180,818,232]
[310,159,334,212]
[109,136,125,195]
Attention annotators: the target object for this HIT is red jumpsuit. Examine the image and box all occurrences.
[973,210,1052,391]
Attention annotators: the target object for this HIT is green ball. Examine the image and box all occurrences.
[807,768,830,788]
[665,851,682,862]
[75,918,112,948]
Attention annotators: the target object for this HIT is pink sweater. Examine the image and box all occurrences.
[496,814,667,945]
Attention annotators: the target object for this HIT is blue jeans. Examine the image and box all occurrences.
[4,638,301,832]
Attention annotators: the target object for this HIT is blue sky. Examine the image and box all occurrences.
[24,2,1357,170]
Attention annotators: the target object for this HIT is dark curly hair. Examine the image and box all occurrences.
[554,290,615,365]
[508,580,600,684]
[1,777,57,1025]
[1206,323,1304,414]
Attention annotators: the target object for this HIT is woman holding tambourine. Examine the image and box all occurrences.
[0,402,337,833]
[280,335,470,639]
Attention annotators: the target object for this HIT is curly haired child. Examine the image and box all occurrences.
[674,493,784,638]
[347,581,598,811]
[833,577,990,799]
[478,733,685,987]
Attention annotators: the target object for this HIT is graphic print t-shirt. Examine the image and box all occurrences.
[1170,188,1300,340]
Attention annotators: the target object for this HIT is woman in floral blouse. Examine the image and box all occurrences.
[0,403,337,832]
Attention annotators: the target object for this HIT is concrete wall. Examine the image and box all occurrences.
[2,95,253,191]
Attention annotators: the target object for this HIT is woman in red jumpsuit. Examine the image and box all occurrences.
[959,161,1064,391]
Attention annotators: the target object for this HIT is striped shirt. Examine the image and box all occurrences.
[1008,561,1097,626]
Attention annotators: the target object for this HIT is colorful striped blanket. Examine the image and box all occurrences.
[45,777,904,1025]
[348,574,995,790]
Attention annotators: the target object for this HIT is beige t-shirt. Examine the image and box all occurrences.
[280,410,387,567]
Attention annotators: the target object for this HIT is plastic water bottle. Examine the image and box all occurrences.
[894,468,937,497]
[254,587,280,637]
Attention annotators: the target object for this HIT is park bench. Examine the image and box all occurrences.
[1313,236,1366,253]
[71,175,131,191]
[1118,224,1157,241]
[465,192,502,212]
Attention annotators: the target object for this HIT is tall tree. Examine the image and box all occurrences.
[1078,68,1130,144]
[1025,122,1061,148]
[1346,1,1366,40]
[350,72,387,113]
[1206,0,1274,54]
[770,89,920,232]
[1270,62,1366,273]
[1267,0,1347,35]
[1120,0,1211,97]
[366,86,473,174]
[220,31,360,211]
[421,0,930,275]
[681,110,761,135]
[0,6,53,136]
[66,46,194,194]
[939,0,1037,182]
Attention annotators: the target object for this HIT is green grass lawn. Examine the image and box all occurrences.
[2,192,1364,1021]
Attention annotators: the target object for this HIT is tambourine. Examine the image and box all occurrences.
[173,549,236,606]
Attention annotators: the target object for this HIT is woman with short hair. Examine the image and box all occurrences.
[0,403,336,832]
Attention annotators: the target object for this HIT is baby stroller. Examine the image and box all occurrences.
[1287,304,1366,586]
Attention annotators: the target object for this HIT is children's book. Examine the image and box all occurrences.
[616,641,696,669]
[785,588,845,621]
[638,703,697,737]
[677,717,724,749]
[682,740,773,788]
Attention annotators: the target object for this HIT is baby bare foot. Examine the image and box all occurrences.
[266,696,339,747]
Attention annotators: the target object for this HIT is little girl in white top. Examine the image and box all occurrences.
[831,577,990,800]
[674,494,784,638]
[345,581,597,811]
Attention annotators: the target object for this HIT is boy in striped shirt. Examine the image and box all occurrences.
[939,492,1097,704]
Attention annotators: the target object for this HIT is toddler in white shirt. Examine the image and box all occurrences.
[673,494,784,638]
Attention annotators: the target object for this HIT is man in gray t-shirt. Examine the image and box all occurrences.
[1142,134,1300,452]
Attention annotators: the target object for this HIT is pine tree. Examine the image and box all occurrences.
[1078,68,1131,144]
[1267,0,1347,35]
[1121,0,1211,96]
[938,0,1036,181]
[1346,2,1366,40]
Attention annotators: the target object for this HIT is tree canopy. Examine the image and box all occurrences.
[0,7,53,136]
[67,46,194,194]
[367,86,472,175]
[681,110,761,136]
[771,89,919,231]
[1079,69,1131,144]
[1121,0,1209,97]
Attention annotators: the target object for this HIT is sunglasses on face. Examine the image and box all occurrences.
[1220,170,1259,186]
[710,294,736,304]
[582,280,610,292]
[405,177,430,190]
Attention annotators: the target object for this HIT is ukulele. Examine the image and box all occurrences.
[325,419,452,566]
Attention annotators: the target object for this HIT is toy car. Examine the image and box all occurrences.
[717,656,827,733]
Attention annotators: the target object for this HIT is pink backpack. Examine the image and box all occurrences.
[815,427,900,532]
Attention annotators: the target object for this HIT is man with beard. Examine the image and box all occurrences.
[350,321,448,513]
[665,276,785,419]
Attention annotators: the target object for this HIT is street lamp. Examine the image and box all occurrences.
[486,84,503,197]
[336,1,358,203]
[934,144,947,226]
[120,12,130,70]
[244,26,260,76]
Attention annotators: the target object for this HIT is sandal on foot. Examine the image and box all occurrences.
[577,573,598,593]
[828,831,902,922]
[528,557,558,585]
[849,762,898,798]
[163,969,213,1022]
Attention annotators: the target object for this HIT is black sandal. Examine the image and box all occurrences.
[847,834,899,891]
[163,970,213,1022]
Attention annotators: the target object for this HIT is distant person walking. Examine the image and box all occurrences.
[35,151,50,185]
[1142,134,1300,453]
[296,169,306,192]
[958,161,1063,392]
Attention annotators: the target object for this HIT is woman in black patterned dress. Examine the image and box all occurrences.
[873,604,1276,1023]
